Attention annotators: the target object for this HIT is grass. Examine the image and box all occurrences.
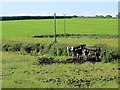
[2,18,118,38]
[2,18,118,47]
[1,18,119,88]
[2,37,118,47]
[2,52,118,88]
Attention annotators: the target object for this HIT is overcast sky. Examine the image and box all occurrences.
[1,2,118,16]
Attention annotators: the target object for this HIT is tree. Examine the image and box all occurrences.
[105,15,112,18]
[96,15,104,18]
[81,16,84,18]
[73,15,78,18]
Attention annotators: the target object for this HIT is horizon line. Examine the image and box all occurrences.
[0,14,117,17]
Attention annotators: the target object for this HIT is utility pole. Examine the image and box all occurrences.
[64,14,66,35]
[54,13,57,43]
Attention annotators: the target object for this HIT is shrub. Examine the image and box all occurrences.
[49,45,57,56]
[44,43,53,54]
[2,43,21,52]
[59,46,67,56]
[57,48,63,56]
[22,44,33,53]
[39,44,45,54]
[92,44,119,63]
[34,43,41,53]
[12,43,21,52]
[2,43,12,51]
[2,42,119,63]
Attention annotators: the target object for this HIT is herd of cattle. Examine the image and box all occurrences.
[67,44,101,61]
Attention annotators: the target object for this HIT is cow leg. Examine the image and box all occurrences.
[83,55,88,61]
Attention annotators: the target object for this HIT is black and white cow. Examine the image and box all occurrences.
[67,45,101,61]
[67,46,72,56]
[67,44,86,57]
[84,48,101,61]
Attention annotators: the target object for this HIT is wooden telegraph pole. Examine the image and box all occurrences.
[64,14,66,35]
[54,13,57,43]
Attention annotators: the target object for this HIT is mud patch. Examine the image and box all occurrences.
[37,57,99,65]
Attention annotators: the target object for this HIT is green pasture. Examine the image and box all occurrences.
[2,52,118,88]
[1,18,119,88]
[2,18,118,47]
[2,18,118,38]
[3,37,118,47]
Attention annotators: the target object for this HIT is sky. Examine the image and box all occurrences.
[1,2,118,17]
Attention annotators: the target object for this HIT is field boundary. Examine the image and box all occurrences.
[32,34,119,39]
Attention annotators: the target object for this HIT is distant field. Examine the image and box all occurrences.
[2,18,118,38]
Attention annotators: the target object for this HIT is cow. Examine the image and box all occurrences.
[67,44,101,61]
[75,48,83,59]
[67,46,71,56]
[82,48,89,61]
[67,46,75,56]
[85,48,101,61]
[67,44,86,57]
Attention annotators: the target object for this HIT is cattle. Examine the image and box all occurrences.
[75,48,83,59]
[67,44,101,61]
[67,44,86,57]
[67,46,71,56]
[85,48,101,61]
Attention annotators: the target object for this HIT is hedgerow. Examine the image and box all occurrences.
[32,34,119,39]
[2,42,119,63]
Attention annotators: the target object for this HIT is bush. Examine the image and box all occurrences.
[2,43,21,52]
[22,44,33,53]
[43,43,53,54]
[103,49,119,63]
[62,47,68,56]
[57,48,63,56]
[2,42,119,63]
[98,45,119,63]
[49,46,57,56]
[39,44,45,54]
[92,44,119,63]
[2,43,12,51]
[12,43,21,52]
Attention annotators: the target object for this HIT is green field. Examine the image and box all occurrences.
[2,18,118,47]
[1,18,119,88]
[2,18,118,38]
[2,52,118,88]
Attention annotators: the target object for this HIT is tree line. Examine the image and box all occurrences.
[0,14,118,21]
[1,16,73,21]
[75,15,117,18]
